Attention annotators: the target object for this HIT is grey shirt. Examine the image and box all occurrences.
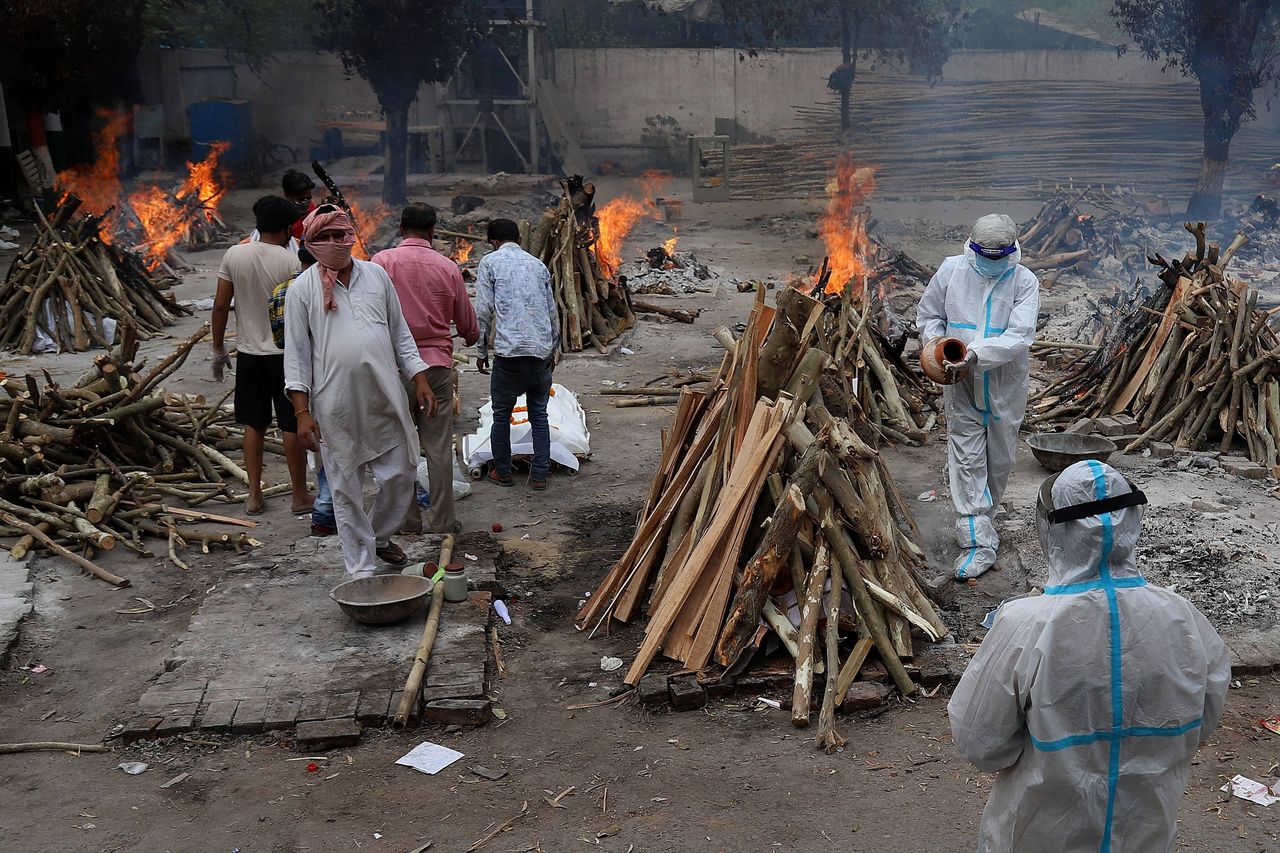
[474,242,559,361]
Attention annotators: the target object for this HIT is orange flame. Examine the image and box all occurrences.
[127,143,230,269]
[816,152,876,295]
[55,110,129,237]
[592,174,674,280]
[454,240,474,263]
[663,232,678,257]
[349,200,391,260]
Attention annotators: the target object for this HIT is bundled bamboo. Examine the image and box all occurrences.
[576,285,950,726]
[523,177,637,354]
[0,324,270,584]
[1030,223,1280,471]
[0,195,187,354]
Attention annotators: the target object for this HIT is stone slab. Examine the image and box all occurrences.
[198,699,240,733]
[120,539,495,738]
[296,718,362,749]
[668,676,707,712]
[230,697,268,735]
[0,551,34,670]
[637,673,669,707]
[424,698,491,726]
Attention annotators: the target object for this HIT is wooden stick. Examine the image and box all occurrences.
[815,567,847,753]
[0,741,111,755]
[0,511,129,587]
[790,544,829,728]
[394,534,453,727]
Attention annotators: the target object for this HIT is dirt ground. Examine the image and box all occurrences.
[2,178,1280,853]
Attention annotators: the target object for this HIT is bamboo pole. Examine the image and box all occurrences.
[393,534,453,727]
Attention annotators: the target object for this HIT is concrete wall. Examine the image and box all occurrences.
[550,47,1193,151]
[137,48,443,158]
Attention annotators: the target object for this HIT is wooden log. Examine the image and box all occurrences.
[0,510,129,586]
[631,300,698,324]
[790,544,829,728]
[815,567,847,754]
[716,441,823,666]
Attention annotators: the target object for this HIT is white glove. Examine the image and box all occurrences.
[945,350,977,383]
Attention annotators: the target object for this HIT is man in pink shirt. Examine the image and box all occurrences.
[372,203,480,536]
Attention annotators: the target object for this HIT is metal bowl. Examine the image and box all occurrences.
[1025,432,1118,472]
[329,575,435,625]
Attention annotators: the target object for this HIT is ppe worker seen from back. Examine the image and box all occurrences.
[948,461,1230,853]
[916,213,1040,579]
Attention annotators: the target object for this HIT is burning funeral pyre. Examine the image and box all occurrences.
[0,325,267,586]
[1029,223,1280,473]
[0,194,188,353]
[524,176,639,353]
[577,284,950,749]
[54,111,238,272]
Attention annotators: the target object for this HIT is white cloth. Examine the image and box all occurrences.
[217,241,300,355]
[916,241,1039,578]
[948,461,1231,853]
[323,440,414,577]
[283,259,428,477]
[248,228,301,255]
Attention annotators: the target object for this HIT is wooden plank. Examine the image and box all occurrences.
[624,398,787,685]
[1109,275,1189,414]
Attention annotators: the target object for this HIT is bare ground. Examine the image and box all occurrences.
[1,182,1279,852]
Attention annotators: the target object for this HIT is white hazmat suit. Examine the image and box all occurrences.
[948,461,1231,853]
[917,214,1040,578]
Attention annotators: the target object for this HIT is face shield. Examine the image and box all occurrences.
[1035,470,1148,560]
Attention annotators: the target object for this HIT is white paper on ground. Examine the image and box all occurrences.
[1221,774,1280,806]
[395,741,464,775]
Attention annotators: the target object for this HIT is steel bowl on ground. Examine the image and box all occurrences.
[1025,432,1118,473]
[329,575,435,625]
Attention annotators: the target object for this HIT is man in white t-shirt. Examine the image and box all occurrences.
[212,196,312,516]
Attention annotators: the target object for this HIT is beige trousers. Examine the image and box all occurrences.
[402,366,459,534]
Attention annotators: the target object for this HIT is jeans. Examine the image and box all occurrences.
[312,465,336,529]
[490,355,553,480]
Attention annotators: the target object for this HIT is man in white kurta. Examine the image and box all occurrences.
[283,228,432,578]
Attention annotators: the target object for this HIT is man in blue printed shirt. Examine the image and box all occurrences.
[473,218,559,491]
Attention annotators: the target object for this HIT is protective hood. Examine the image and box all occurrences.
[1036,460,1144,589]
[963,240,1022,278]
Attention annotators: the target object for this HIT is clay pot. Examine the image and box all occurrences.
[920,337,969,385]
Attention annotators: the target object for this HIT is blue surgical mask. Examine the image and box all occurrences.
[971,254,1009,278]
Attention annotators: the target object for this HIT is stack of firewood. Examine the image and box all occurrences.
[0,195,187,354]
[0,324,272,586]
[1017,189,1151,274]
[524,177,637,354]
[1030,223,1280,471]
[577,285,949,749]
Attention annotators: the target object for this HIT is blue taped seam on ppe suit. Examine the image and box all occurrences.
[916,240,1040,578]
[947,462,1231,853]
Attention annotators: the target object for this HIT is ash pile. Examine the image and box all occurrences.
[623,243,717,295]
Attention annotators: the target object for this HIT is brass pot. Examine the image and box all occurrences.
[919,337,969,385]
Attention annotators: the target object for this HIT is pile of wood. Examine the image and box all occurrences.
[1030,223,1280,471]
[1,324,271,586]
[525,177,637,354]
[0,195,186,354]
[1017,190,1153,273]
[577,286,950,746]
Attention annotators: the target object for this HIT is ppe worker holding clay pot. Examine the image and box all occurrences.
[916,214,1040,579]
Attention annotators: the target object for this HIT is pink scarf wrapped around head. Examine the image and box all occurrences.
[302,206,357,312]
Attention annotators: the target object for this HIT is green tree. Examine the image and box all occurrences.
[314,0,491,203]
[719,0,963,132]
[150,0,318,67]
[0,0,151,111]
[1112,0,1280,218]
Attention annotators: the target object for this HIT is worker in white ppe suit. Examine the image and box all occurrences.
[949,460,1230,853]
[916,213,1040,579]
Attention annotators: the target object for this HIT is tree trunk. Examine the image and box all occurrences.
[1187,66,1235,220]
[383,103,410,205]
